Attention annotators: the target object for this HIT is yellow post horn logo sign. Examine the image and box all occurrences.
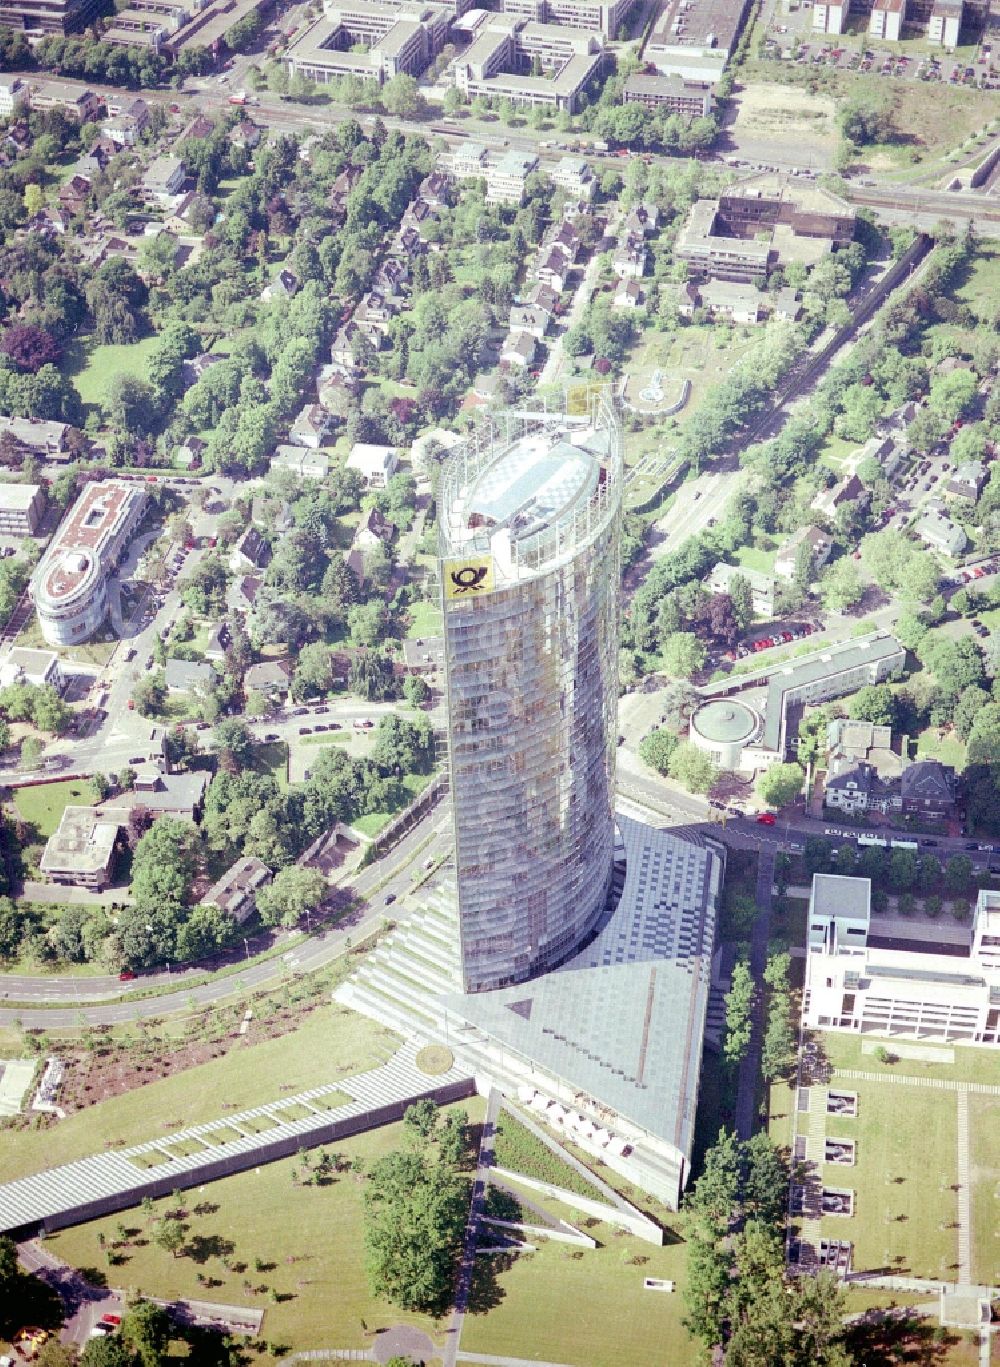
[443,555,495,602]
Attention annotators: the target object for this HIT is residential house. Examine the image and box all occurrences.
[550,155,595,200]
[270,444,330,480]
[347,443,399,489]
[202,856,273,925]
[204,622,229,663]
[947,461,986,502]
[705,561,776,616]
[623,203,659,237]
[180,114,216,141]
[772,287,802,322]
[330,322,363,376]
[501,331,537,370]
[916,508,968,557]
[163,658,215,694]
[231,119,262,150]
[0,79,27,118]
[245,659,291,699]
[612,236,648,279]
[140,156,186,204]
[697,280,762,324]
[228,574,262,615]
[402,635,444,677]
[230,526,271,573]
[824,761,898,815]
[353,507,396,551]
[57,174,91,217]
[528,282,560,317]
[811,473,866,521]
[508,304,550,340]
[261,268,299,302]
[116,768,210,823]
[900,759,958,819]
[536,246,573,294]
[774,525,833,582]
[410,426,462,477]
[613,279,644,310]
[289,404,333,450]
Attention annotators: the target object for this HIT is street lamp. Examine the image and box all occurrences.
[243,937,251,962]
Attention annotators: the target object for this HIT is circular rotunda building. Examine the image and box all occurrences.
[689,698,762,771]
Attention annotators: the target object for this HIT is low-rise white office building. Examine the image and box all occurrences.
[805,877,1000,1047]
[0,483,45,536]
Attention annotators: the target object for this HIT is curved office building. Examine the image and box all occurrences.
[439,393,623,994]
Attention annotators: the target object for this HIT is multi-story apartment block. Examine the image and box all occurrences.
[813,0,850,33]
[869,0,906,39]
[0,78,28,117]
[927,0,962,41]
[806,878,1000,1047]
[31,480,146,647]
[0,0,102,32]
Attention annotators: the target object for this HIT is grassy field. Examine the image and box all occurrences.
[48,1098,484,1363]
[822,1031,1000,1086]
[822,1076,958,1279]
[460,1213,692,1367]
[969,1093,1000,1286]
[405,599,442,640]
[62,335,162,410]
[733,542,778,574]
[13,778,99,838]
[0,1006,400,1184]
[250,741,289,791]
[914,726,966,769]
[352,772,435,839]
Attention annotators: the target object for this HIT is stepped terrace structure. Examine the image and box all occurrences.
[30,479,146,647]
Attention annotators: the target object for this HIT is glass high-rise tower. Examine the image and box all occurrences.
[439,393,623,994]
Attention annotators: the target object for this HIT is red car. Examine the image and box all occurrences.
[118,970,136,982]
[756,812,776,826]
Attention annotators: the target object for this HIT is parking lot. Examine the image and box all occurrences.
[765,9,998,90]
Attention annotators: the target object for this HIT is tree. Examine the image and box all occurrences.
[723,960,753,1068]
[372,714,434,776]
[944,854,973,897]
[756,762,803,811]
[152,1218,185,1258]
[121,1300,170,1367]
[661,631,706,680]
[364,1147,467,1313]
[0,324,61,374]
[214,718,254,766]
[820,558,863,613]
[848,684,896,727]
[728,574,755,629]
[668,741,717,795]
[291,642,335,701]
[255,865,327,928]
[402,674,430,706]
[639,728,678,776]
[928,368,978,423]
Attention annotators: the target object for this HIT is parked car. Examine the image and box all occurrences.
[756,812,776,826]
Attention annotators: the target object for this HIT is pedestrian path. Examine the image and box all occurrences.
[837,1068,1000,1096]
[957,1085,972,1286]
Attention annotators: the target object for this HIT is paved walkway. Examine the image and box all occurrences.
[736,847,774,1141]
[957,1085,972,1285]
[443,1088,502,1367]
[458,1356,577,1367]
[836,1068,1000,1096]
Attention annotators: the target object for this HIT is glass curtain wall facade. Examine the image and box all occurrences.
[439,392,623,994]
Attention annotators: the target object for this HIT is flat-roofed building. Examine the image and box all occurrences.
[0,647,61,691]
[927,0,962,42]
[0,483,45,537]
[499,0,627,37]
[622,71,713,115]
[869,0,905,39]
[675,174,854,283]
[286,1,450,83]
[202,856,272,925]
[40,804,128,890]
[31,479,146,647]
[0,0,103,33]
[645,0,751,80]
[347,442,399,488]
[452,16,603,113]
[813,0,850,33]
[805,879,1000,1048]
[0,78,28,117]
[440,139,541,202]
[0,417,69,458]
[26,82,100,118]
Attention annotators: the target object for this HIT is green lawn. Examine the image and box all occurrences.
[62,335,162,410]
[13,778,99,838]
[352,772,436,839]
[405,599,442,640]
[461,1214,692,1367]
[0,1005,399,1184]
[733,542,777,574]
[822,1076,958,1279]
[47,1098,484,1363]
[250,741,289,790]
[969,1093,1000,1286]
[914,726,966,770]
[822,1031,1000,1086]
